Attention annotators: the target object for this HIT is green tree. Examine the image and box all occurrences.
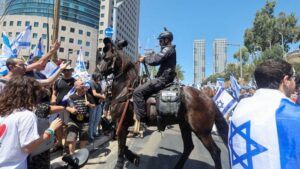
[244,1,300,53]
[261,44,284,60]
[176,64,185,81]
[242,64,256,82]
[233,47,250,64]
[224,63,238,80]
[203,72,225,84]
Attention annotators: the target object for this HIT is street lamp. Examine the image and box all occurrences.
[227,43,243,79]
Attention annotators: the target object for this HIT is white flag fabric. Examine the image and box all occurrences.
[11,25,31,50]
[0,58,9,76]
[216,77,225,87]
[0,32,15,75]
[230,75,241,100]
[73,48,91,87]
[40,61,59,78]
[229,89,300,169]
[1,32,15,58]
[213,87,237,115]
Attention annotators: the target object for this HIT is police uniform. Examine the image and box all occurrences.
[133,29,176,121]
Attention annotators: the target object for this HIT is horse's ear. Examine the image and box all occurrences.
[103,37,113,53]
[116,40,128,50]
[103,37,112,45]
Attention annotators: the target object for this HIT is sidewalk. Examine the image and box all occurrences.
[50,132,113,166]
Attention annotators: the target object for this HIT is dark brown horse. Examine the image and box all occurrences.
[97,44,228,169]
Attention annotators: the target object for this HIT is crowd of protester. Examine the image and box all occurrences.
[0,41,114,169]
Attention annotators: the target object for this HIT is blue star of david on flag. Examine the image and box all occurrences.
[229,121,268,169]
[216,100,224,109]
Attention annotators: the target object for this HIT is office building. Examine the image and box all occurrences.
[193,39,205,84]
[0,0,100,72]
[213,39,227,73]
[98,0,140,60]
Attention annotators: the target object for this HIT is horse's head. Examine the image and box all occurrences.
[97,38,123,76]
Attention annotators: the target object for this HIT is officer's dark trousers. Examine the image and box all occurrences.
[133,78,165,120]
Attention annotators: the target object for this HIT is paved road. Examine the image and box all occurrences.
[84,125,230,169]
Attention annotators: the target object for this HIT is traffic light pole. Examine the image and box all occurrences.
[112,0,123,42]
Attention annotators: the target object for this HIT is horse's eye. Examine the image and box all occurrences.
[103,57,109,62]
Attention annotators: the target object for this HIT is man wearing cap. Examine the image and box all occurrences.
[133,28,177,122]
[50,65,76,152]
[0,41,61,91]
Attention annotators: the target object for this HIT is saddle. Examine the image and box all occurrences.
[146,82,181,131]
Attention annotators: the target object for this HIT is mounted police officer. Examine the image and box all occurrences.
[133,28,177,123]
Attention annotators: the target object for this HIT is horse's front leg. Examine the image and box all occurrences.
[114,126,128,169]
[124,145,140,167]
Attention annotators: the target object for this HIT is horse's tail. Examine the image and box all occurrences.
[214,105,229,147]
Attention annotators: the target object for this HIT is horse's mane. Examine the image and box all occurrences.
[116,50,139,82]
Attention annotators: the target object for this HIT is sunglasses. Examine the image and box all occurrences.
[63,69,73,72]
[15,63,27,68]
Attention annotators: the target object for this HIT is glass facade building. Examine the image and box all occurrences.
[5,0,99,28]
[193,39,206,84]
[213,39,227,74]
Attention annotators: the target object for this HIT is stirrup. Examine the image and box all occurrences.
[133,120,140,134]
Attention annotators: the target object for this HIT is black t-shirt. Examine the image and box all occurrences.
[68,93,95,123]
[54,78,76,105]
[90,80,102,105]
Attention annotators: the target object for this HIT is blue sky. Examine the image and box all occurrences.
[139,0,300,84]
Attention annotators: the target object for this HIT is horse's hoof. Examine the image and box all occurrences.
[114,158,124,169]
[140,131,144,138]
[133,156,140,167]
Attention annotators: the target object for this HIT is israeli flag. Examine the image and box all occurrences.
[11,25,31,50]
[247,79,256,89]
[1,32,14,58]
[230,75,241,100]
[207,81,213,89]
[75,48,87,72]
[229,89,300,169]
[216,77,225,87]
[213,87,237,115]
[60,87,76,106]
[28,37,44,63]
[73,48,91,87]
[0,59,9,76]
[40,61,59,78]
[0,32,15,75]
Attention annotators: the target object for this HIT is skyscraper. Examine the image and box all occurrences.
[193,39,205,84]
[213,39,227,73]
[98,0,140,61]
[0,0,100,71]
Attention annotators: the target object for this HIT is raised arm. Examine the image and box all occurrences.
[26,40,61,72]
[38,61,68,86]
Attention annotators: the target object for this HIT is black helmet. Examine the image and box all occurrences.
[157,27,173,41]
